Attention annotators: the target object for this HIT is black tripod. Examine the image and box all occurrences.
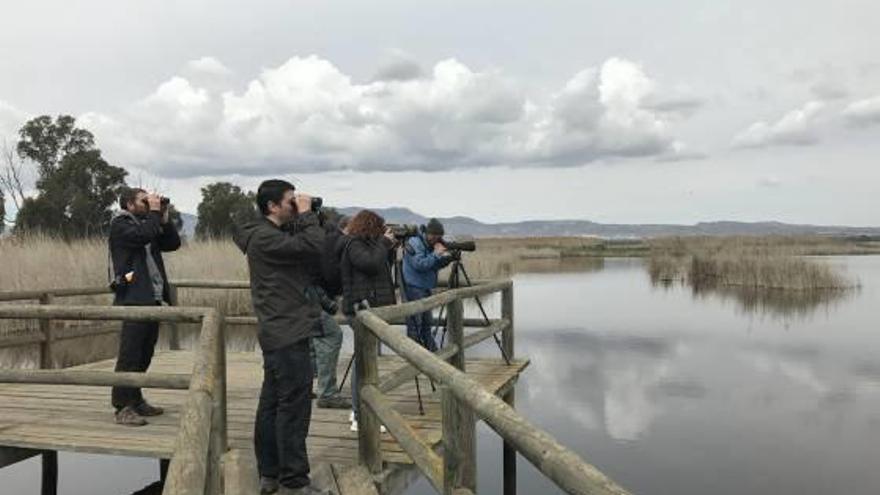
[433,258,511,365]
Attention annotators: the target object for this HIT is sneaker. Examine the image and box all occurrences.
[350,419,386,433]
[133,401,164,417]
[260,476,279,494]
[316,395,352,409]
[279,484,332,495]
[115,406,147,427]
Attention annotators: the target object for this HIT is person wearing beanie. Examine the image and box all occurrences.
[401,218,454,351]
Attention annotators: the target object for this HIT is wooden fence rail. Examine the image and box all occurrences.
[354,281,632,495]
[0,304,226,495]
[0,278,630,495]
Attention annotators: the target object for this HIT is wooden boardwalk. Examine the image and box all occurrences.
[0,350,528,494]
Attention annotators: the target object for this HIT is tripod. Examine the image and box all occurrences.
[433,257,512,365]
[338,244,430,415]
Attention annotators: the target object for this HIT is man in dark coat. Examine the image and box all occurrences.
[109,187,181,426]
[233,179,330,495]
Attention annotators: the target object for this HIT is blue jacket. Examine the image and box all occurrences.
[402,234,453,290]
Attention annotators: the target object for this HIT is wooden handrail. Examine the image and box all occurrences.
[355,308,631,495]
[0,369,190,389]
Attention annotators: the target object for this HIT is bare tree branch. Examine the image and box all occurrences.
[1,139,32,212]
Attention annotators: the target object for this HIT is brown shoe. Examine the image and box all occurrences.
[133,401,164,417]
[116,406,148,426]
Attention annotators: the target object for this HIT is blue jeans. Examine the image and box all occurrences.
[404,285,437,352]
[312,312,343,400]
[254,339,313,489]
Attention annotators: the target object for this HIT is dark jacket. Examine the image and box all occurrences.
[109,210,181,306]
[319,224,345,298]
[233,212,325,352]
[341,236,397,315]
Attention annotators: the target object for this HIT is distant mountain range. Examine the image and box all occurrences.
[174,208,880,239]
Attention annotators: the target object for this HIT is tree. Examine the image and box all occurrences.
[17,115,95,181]
[14,150,127,238]
[195,182,256,239]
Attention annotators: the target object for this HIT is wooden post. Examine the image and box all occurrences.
[501,284,517,495]
[501,285,514,361]
[446,299,465,371]
[207,308,227,495]
[442,386,476,495]
[159,458,169,483]
[41,450,57,495]
[38,293,58,495]
[354,318,382,474]
[442,298,476,493]
[167,283,181,350]
[38,293,55,369]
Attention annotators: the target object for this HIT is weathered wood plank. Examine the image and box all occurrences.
[357,311,630,495]
[361,385,442,492]
[0,369,190,389]
[333,464,379,495]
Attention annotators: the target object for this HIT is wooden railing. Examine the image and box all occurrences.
[352,279,632,495]
[0,304,227,495]
[0,279,632,494]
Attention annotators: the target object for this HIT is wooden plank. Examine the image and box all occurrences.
[0,369,190,389]
[361,385,442,492]
[333,464,379,495]
[356,311,630,495]
[354,319,382,474]
[222,448,258,495]
[312,462,341,494]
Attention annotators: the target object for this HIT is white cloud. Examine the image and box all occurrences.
[81,55,690,178]
[185,56,232,77]
[842,95,880,127]
[732,101,826,149]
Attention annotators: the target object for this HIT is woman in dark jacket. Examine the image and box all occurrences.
[340,209,397,431]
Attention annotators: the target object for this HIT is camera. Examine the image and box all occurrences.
[441,238,477,260]
[387,223,420,240]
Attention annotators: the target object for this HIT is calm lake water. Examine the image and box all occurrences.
[407,255,880,494]
[3,256,879,494]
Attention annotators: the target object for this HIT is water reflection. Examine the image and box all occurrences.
[648,266,856,319]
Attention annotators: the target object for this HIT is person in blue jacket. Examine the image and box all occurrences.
[401,218,454,351]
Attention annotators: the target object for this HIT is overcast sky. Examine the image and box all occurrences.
[1,0,878,225]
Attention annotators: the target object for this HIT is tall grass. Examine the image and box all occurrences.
[646,236,858,291]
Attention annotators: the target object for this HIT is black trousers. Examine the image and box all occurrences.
[254,339,314,489]
[111,318,160,410]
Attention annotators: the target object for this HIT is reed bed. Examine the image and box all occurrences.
[645,236,859,291]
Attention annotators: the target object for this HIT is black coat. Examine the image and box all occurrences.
[109,211,181,306]
[233,213,325,352]
[341,236,397,315]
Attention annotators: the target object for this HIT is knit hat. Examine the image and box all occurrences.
[425,218,444,236]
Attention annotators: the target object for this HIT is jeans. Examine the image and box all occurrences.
[312,311,343,400]
[404,285,437,352]
[111,318,160,410]
[254,339,314,489]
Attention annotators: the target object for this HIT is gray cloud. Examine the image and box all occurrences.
[372,56,423,82]
[842,95,880,128]
[732,101,825,149]
[77,56,691,178]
